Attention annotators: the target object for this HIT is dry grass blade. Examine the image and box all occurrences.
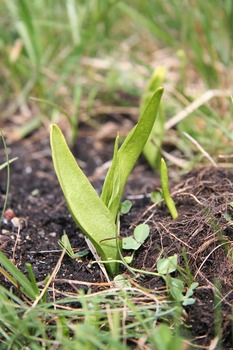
[24,249,66,315]
[183,132,217,167]
[165,90,232,130]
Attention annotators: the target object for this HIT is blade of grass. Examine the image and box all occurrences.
[0,251,39,301]
[0,130,11,226]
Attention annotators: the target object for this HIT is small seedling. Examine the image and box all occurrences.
[59,233,89,259]
[50,88,163,276]
[157,254,178,275]
[122,223,150,264]
[113,274,132,288]
[157,255,198,306]
[167,278,198,306]
[150,190,163,205]
[160,158,178,219]
[123,223,150,251]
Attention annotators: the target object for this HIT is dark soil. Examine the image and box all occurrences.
[0,123,232,349]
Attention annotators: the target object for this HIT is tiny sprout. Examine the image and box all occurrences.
[120,200,132,214]
[157,254,178,275]
[59,233,89,259]
[157,254,198,306]
[150,190,163,204]
[160,158,178,219]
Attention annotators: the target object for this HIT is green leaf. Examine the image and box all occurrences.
[25,263,40,296]
[160,158,178,220]
[0,288,19,324]
[122,223,150,251]
[157,254,178,275]
[151,323,184,350]
[185,282,199,298]
[120,199,132,214]
[141,67,166,170]
[182,298,196,306]
[134,223,150,244]
[124,255,134,264]
[59,233,76,259]
[100,135,120,212]
[151,190,163,204]
[50,125,119,276]
[114,274,131,288]
[101,87,163,218]
[73,250,89,258]
[59,233,89,259]
[168,277,184,302]
[122,236,141,250]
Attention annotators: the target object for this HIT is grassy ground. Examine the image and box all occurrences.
[0,1,233,349]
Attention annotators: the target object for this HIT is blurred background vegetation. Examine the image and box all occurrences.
[0,2,233,348]
[0,0,232,168]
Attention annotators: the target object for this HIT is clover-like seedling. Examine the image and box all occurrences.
[50,88,163,276]
[122,223,150,264]
[123,223,150,251]
[157,255,198,306]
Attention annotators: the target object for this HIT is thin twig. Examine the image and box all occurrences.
[183,132,218,167]
[194,242,228,279]
[24,249,66,316]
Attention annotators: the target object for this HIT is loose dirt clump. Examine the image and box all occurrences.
[0,126,232,348]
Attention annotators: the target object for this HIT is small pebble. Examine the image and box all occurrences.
[38,230,45,237]
[1,229,10,234]
[3,208,15,223]
[25,166,32,174]
[49,232,57,237]
[31,189,40,196]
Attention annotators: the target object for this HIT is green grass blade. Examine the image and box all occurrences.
[50,124,119,276]
[101,87,163,218]
[0,129,12,227]
[118,2,173,45]
[0,251,39,301]
[16,0,41,65]
[0,158,18,171]
[25,263,40,296]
